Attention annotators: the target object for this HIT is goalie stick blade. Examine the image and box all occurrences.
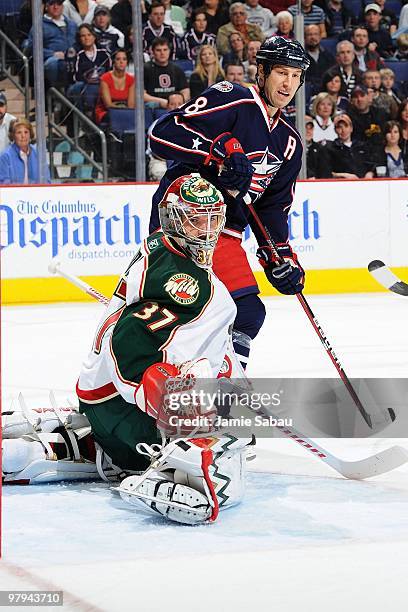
[368,260,408,296]
[337,445,408,480]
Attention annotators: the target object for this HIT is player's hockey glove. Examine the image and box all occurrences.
[257,243,304,295]
[205,132,253,198]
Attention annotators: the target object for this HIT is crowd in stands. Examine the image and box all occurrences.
[0,0,407,182]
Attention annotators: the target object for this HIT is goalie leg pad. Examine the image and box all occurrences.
[117,434,250,525]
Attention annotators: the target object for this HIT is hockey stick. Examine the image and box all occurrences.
[48,261,109,305]
[241,194,396,430]
[49,261,408,479]
[368,260,408,296]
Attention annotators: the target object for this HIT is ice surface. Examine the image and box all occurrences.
[2,293,408,611]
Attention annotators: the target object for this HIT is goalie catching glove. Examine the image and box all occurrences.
[257,243,304,295]
[204,132,253,199]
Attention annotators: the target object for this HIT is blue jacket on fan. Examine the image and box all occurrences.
[0,143,51,184]
[23,15,77,60]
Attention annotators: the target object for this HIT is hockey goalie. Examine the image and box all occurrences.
[2,174,252,525]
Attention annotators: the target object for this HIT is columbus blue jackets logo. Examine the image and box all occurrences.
[164,274,199,304]
[211,81,233,93]
[247,148,283,196]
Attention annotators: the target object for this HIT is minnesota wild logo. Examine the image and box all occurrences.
[180,176,222,206]
[164,273,199,304]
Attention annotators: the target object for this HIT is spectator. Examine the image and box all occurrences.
[324,113,375,178]
[189,44,225,98]
[162,0,187,36]
[216,3,265,56]
[243,39,261,82]
[325,0,353,38]
[245,0,275,38]
[181,10,216,62]
[288,0,327,38]
[393,33,408,60]
[222,32,246,66]
[198,0,230,36]
[92,5,125,56]
[275,10,294,38]
[304,24,336,97]
[321,71,349,112]
[380,67,403,105]
[0,118,51,184]
[111,0,133,35]
[225,60,248,85]
[358,0,398,36]
[144,37,189,126]
[351,26,384,72]
[0,94,17,155]
[143,1,177,60]
[363,69,397,118]
[63,0,97,26]
[364,4,394,58]
[311,91,337,142]
[304,114,330,177]
[260,0,293,14]
[348,84,387,147]
[376,120,408,176]
[94,49,135,124]
[397,98,408,161]
[147,92,185,181]
[323,40,364,97]
[22,0,77,87]
[67,24,111,113]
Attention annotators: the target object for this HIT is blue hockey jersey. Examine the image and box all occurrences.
[149,82,303,246]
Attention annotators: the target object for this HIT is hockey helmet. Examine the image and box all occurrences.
[159,174,226,268]
[256,36,310,85]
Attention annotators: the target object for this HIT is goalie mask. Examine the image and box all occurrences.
[159,174,226,268]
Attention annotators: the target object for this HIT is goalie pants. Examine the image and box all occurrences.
[79,396,160,472]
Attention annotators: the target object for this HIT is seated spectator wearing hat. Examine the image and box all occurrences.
[92,5,125,55]
[351,26,384,72]
[324,113,375,179]
[288,0,327,38]
[357,0,398,36]
[245,0,275,39]
[304,114,331,178]
[363,69,397,119]
[180,10,216,62]
[0,118,51,184]
[375,120,408,177]
[144,38,189,127]
[22,0,77,87]
[0,93,17,155]
[304,24,336,98]
[348,84,388,151]
[63,0,97,26]
[275,10,295,39]
[143,1,177,60]
[324,0,354,38]
[323,40,364,98]
[363,4,394,58]
[310,91,337,143]
[216,3,265,56]
[94,49,134,125]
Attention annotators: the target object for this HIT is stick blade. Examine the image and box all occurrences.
[340,445,408,480]
[368,260,408,296]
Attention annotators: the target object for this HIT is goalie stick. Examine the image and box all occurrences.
[368,260,408,296]
[49,261,408,480]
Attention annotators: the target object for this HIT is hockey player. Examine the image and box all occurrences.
[2,175,250,525]
[148,36,310,369]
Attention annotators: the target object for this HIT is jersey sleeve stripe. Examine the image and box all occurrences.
[149,133,208,158]
[181,98,255,118]
[76,380,119,404]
